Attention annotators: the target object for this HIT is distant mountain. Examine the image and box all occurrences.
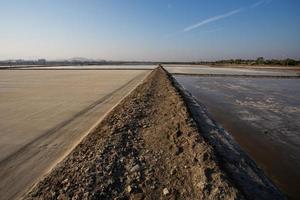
[68,57,106,62]
[69,57,93,62]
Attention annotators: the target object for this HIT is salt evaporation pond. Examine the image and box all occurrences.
[175,75,300,199]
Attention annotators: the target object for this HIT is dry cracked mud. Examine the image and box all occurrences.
[25,67,281,200]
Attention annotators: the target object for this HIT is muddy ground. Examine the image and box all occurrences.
[25,67,283,200]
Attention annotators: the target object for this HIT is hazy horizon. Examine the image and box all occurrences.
[1,0,299,61]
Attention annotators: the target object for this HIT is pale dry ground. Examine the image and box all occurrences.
[0,69,150,200]
[18,65,157,70]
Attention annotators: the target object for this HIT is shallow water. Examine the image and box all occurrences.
[175,75,300,199]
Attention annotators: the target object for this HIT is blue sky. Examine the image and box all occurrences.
[0,0,299,61]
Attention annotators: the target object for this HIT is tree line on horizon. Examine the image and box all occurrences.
[212,57,300,66]
[0,57,299,66]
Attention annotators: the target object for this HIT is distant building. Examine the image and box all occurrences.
[37,59,46,65]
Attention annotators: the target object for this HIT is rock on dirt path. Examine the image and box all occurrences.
[24,67,282,200]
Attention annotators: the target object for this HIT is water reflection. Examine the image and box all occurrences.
[175,75,300,199]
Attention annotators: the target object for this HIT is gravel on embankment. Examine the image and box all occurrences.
[25,67,284,200]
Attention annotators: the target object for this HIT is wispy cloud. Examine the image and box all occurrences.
[182,0,272,33]
[251,1,265,8]
[251,0,272,8]
[183,8,243,32]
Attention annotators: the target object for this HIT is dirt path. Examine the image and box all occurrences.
[24,67,285,200]
[0,71,149,200]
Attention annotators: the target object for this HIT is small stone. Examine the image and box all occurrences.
[62,178,69,184]
[63,182,70,191]
[197,182,204,189]
[82,192,89,199]
[127,185,132,193]
[130,164,140,172]
[132,193,144,200]
[57,194,68,200]
[174,146,183,155]
[51,191,56,197]
[163,188,169,195]
[170,168,176,175]
[107,179,114,185]
[84,167,90,173]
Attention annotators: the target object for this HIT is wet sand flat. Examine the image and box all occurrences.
[174,75,300,199]
[0,69,149,200]
[165,65,299,77]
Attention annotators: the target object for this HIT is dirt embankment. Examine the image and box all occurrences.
[25,67,282,200]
